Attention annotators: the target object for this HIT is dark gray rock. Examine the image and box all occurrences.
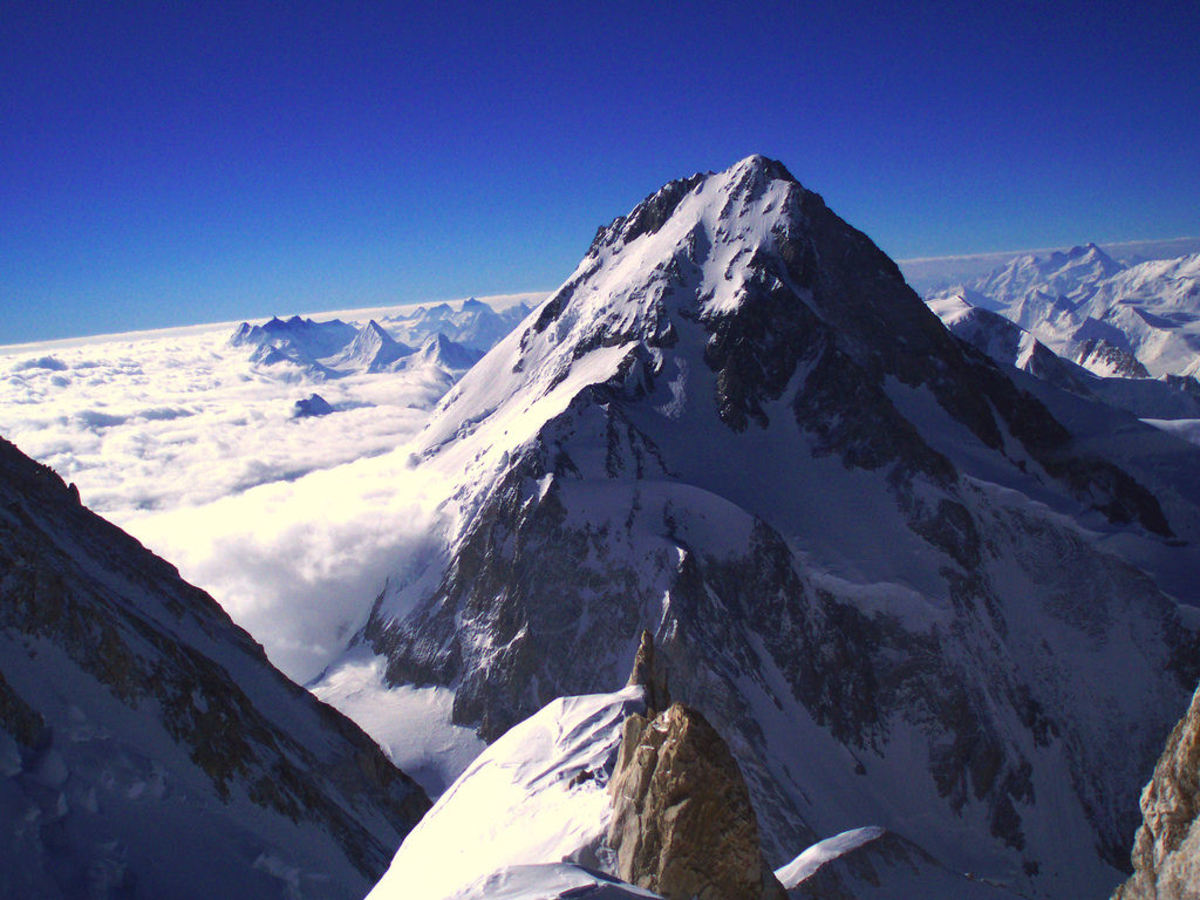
[293,392,335,418]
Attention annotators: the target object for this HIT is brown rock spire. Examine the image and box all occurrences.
[608,633,786,900]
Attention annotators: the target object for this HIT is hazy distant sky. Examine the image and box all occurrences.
[3,0,1198,343]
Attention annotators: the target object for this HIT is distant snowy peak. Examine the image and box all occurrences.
[230,314,358,361]
[226,309,512,379]
[975,242,1124,307]
[331,320,413,373]
[386,298,534,353]
[412,333,482,371]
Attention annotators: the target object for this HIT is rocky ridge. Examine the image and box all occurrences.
[1113,683,1200,899]
[0,435,429,897]
[607,632,786,900]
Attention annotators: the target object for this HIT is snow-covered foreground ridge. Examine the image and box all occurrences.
[368,686,647,900]
[343,154,1200,897]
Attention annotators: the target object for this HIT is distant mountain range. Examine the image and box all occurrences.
[227,296,532,379]
[927,244,1200,379]
[899,236,1200,295]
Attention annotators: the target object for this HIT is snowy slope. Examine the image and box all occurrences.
[367,686,648,900]
[0,436,429,898]
[346,155,1200,898]
[775,827,1018,898]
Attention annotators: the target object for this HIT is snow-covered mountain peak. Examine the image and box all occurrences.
[413,333,482,371]
[419,156,1170,539]
[974,241,1125,311]
[356,156,1200,897]
[427,155,910,438]
[417,156,818,452]
[333,319,413,373]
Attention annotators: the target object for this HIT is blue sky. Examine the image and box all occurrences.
[3,0,1198,343]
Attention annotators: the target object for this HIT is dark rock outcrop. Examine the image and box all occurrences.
[626,629,670,715]
[293,392,335,417]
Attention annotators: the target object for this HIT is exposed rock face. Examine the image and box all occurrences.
[293,392,335,417]
[608,702,786,900]
[1074,337,1151,379]
[1113,684,1200,899]
[0,436,429,897]
[626,629,670,714]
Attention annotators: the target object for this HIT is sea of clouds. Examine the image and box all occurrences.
[0,299,534,682]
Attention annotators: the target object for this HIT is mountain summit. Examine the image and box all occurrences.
[350,156,1200,897]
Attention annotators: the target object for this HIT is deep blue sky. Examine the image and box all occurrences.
[3,0,1198,343]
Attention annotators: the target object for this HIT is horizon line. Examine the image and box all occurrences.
[897,234,1200,265]
[0,290,554,357]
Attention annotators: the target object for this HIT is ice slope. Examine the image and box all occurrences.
[367,686,647,900]
[0,436,429,897]
[775,827,1018,898]
[353,155,1200,898]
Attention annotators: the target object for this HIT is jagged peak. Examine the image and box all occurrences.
[356,319,398,345]
[587,154,803,259]
[415,332,480,370]
[724,153,799,196]
[625,630,670,716]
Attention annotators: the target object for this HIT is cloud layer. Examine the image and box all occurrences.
[0,301,529,681]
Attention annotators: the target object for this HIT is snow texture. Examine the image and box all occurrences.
[367,686,647,900]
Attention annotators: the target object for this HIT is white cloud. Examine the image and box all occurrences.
[0,314,471,682]
[124,446,448,682]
